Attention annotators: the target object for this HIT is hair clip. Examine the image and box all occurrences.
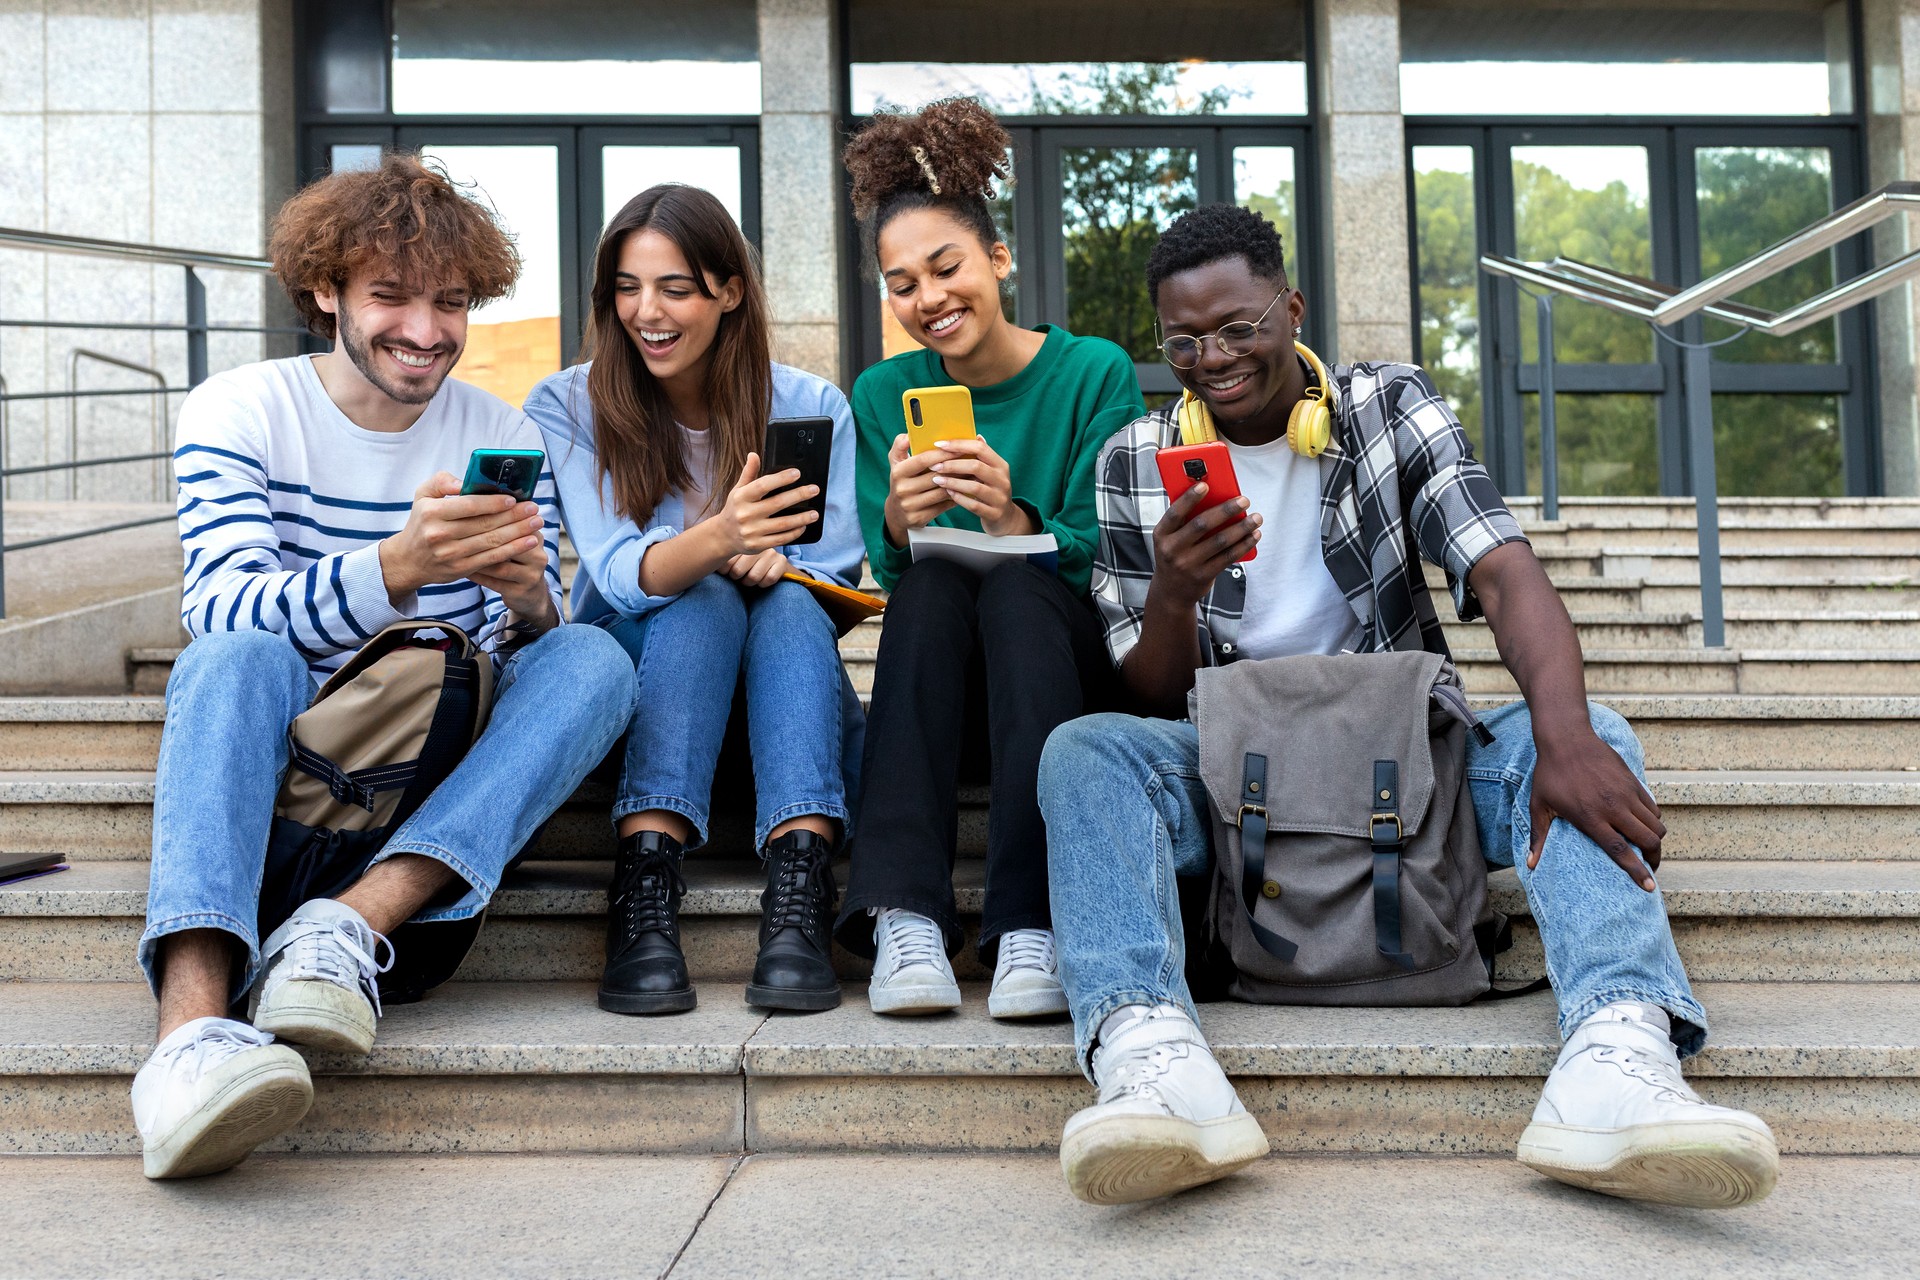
[910,145,942,195]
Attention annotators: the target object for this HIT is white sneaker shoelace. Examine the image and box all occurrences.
[875,908,946,979]
[1590,1042,1699,1104]
[153,1020,276,1086]
[1097,1038,1190,1108]
[997,928,1056,978]
[275,918,396,1017]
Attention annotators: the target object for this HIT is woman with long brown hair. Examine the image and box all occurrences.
[525,184,862,1015]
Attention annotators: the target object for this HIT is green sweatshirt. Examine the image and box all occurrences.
[853,324,1146,597]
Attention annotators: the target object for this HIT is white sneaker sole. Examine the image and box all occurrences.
[1517,1118,1780,1208]
[141,1049,313,1180]
[987,983,1069,1020]
[1061,1111,1270,1205]
[252,979,376,1055]
[868,979,963,1015]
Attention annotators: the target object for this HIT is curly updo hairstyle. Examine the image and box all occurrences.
[843,97,1013,259]
[1145,203,1288,305]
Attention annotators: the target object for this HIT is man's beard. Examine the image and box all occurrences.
[337,305,458,406]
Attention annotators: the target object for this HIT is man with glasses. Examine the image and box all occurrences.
[1038,203,1778,1208]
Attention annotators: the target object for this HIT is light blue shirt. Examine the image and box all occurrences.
[524,361,863,625]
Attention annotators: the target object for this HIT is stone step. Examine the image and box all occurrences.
[5,766,1916,863]
[1,979,1913,1155]
[1505,496,1920,527]
[1525,546,1920,582]
[1443,613,1920,651]
[7,859,1919,985]
[1525,520,1920,552]
[1432,572,1918,613]
[1452,649,1920,696]
[7,694,1917,774]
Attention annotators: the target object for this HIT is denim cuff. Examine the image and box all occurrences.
[1559,985,1711,1059]
[611,795,710,850]
[368,841,492,920]
[756,801,852,853]
[138,910,261,1004]
[1074,986,1204,1082]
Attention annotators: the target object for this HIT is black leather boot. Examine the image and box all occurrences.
[599,830,695,1014]
[745,830,842,1011]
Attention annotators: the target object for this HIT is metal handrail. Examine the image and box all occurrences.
[1477,180,1920,650]
[0,229,278,618]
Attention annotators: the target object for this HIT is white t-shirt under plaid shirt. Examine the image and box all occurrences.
[1089,359,1527,669]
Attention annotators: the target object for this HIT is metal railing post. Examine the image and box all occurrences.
[1679,337,1727,648]
[185,266,208,387]
[1534,291,1560,522]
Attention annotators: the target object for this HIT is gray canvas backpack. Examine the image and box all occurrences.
[1190,649,1520,1006]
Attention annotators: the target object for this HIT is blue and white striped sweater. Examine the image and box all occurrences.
[174,355,563,676]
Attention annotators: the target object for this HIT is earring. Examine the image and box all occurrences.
[1294,326,1303,337]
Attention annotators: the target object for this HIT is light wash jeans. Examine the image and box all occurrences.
[597,574,857,850]
[140,624,636,1001]
[1038,701,1706,1077]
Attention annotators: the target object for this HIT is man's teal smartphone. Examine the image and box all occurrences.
[459,448,544,502]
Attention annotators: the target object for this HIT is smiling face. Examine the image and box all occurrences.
[612,228,742,393]
[1155,256,1308,441]
[314,269,470,406]
[876,206,1013,361]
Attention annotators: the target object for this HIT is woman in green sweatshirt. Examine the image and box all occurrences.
[833,98,1146,1021]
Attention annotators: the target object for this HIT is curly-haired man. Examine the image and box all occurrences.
[132,154,635,1178]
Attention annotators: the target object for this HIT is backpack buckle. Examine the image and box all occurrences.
[1236,803,1267,828]
[1370,813,1402,845]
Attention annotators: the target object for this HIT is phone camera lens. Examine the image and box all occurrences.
[1183,459,1207,480]
[909,398,923,427]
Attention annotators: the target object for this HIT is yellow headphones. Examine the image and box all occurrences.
[1176,341,1336,459]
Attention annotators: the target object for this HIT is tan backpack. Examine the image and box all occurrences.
[261,621,495,1004]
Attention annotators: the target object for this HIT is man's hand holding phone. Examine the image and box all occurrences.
[381,472,549,619]
[1149,482,1263,609]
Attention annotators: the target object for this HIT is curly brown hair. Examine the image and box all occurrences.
[843,97,1012,254]
[268,152,520,339]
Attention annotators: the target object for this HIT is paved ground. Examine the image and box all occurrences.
[1,1152,1913,1278]
[0,502,176,621]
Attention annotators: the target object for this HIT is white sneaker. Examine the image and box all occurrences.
[1060,1004,1270,1205]
[867,908,962,1015]
[131,1017,313,1180]
[987,928,1068,1019]
[249,898,393,1055]
[1518,1001,1779,1208]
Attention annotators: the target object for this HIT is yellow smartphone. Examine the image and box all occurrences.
[903,385,977,455]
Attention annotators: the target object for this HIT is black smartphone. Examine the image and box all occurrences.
[459,448,544,502]
[764,417,832,546]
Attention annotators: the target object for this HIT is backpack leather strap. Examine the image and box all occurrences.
[1236,753,1298,962]
[1371,759,1417,970]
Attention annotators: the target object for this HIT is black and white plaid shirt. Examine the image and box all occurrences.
[1090,360,1528,669]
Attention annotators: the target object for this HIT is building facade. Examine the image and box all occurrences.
[4,0,1920,501]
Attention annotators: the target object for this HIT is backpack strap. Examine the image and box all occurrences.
[1472,913,1554,1000]
[1371,760,1417,970]
[388,653,482,831]
[1234,752,1298,962]
[288,743,418,813]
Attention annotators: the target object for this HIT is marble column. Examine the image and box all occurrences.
[757,0,846,385]
[1865,0,1920,495]
[1310,0,1413,365]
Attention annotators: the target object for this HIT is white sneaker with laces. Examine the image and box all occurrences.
[1060,1004,1270,1205]
[867,907,962,1014]
[131,1016,313,1180]
[249,898,393,1055]
[987,928,1068,1019]
[1518,1001,1779,1208]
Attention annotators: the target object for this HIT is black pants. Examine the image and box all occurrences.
[835,557,1113,961]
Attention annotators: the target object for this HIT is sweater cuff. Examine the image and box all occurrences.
[339,544,412,635]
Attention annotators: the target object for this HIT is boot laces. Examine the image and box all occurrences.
[156,1021,276,1085]
[614,847,685,938]
[877,908,945,976]
[278,917,394,1017]
[766,845,833,933]
[997,929,1055,976]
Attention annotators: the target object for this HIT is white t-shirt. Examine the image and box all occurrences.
[173,355,561,675]
[1226,434,1363,661]
[678,422,716,521]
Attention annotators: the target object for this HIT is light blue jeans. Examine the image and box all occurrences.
[1038,701,1706,1077]
[597,574,856,850]
[140,624,636,1001]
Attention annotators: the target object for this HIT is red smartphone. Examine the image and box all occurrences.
[1155,442,1256,562]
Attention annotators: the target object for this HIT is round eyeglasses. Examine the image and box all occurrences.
[1157,290,1288,369]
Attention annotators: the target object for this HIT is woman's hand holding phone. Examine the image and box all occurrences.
[926,435,1032,537]
[1149,483,1262,609]
[725,548,792,587]
[883,432,957,546]
[712,452,819,557]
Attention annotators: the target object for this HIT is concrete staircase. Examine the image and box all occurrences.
[2,495,1917,1160]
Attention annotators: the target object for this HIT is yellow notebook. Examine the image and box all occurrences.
[782,572,886,636]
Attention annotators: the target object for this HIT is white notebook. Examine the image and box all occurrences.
[907,526,1060,577]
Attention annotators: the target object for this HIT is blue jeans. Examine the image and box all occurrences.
[598,574,856,850]
[1038,701,1706,1077]
[140,624,636,1001]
